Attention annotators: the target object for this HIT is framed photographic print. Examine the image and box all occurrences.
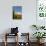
[36,0,46,26]
[13,6,22,19]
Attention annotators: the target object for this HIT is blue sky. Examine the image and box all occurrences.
[13,6,22,12]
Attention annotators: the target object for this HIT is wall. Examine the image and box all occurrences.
[0,0,36,42]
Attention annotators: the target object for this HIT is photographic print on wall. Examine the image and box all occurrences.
[37,0,46,18]
[13,6,22,19]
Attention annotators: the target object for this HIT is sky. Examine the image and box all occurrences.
[13,6,22,13]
